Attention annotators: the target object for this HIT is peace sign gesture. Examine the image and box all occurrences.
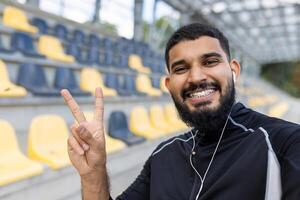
[61,87,109,199]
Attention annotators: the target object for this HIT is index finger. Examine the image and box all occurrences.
[94,87,104,122]
[61,89,86,123]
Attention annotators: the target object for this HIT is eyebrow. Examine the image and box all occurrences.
[201,52,222,60]
[170,60,186,70]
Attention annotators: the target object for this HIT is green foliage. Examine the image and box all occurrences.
[261,61,300,97]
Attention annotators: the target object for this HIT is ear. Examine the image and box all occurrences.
[165,75,171,92]
[229,59,241,82]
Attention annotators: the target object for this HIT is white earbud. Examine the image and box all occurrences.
[232,72,236,83]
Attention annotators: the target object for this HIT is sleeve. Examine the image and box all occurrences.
[112,157,151,200]
[279,127,300,199]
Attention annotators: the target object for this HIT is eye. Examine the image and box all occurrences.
[172,66,187,74]
[204,59,219,66]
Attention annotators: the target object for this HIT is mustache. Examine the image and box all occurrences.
[181,81,221,99]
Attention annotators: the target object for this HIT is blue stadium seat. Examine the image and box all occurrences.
[102,37,114,50]
[16,63,60,96]
[104,73,120,94]
[117,53,129,69]
[86,47,100,65]
[151,76,161,89]
[31,17,48,34]
[66,43,85,63]
[11,32,45,58]
[102,50,114,66]
[53,24,68,41]
[71,29,85,45]
[54,67,90,96]
[87,34,100,47]
[108,111,145,146]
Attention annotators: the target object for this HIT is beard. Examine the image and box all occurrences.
[171,78,235,138]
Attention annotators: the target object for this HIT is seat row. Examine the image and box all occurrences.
[1,6,166,73]
[0,104,187,186]
[0,60,167,97]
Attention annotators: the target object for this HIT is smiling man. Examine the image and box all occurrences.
[62,23,300,200]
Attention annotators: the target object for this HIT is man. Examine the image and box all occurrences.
[61,23,300,200]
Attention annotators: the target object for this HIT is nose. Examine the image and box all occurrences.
[187,65,207,84]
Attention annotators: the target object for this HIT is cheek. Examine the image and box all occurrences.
[168,76,186,96]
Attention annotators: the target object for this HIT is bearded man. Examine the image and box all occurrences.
[62,23,300,200]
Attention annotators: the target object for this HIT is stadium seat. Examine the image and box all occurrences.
[38,35,75,62]
[54,67,90,96]
[128,54,151,73]
[104,73,120,94]
[87,34,100,47]
[150,105,176,134]
[53,24,68,41]
[2,6,38,33]
[71,29,85,45]
[0,60,27,97]
[66,43,85,63]
[136,74,162,96]
[108,111,145,145]
[17,63,61,96]
[117,53,129,69]
[102,50,114,66]
[83,112,125,154]
[164,104,187,130]
[86,47,101,65]
[31,17,49,34]
[28,115,71,170]
[0,119,43,186]
[129,106,166,140]
[11,31,45,58]
[80,68,117,96]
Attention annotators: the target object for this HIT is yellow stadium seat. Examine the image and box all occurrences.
[268,102,289,118]
[128,54,151,73]
[80,68,117,96]
[150,105,177,134]
[28,115,71,170]
[0,60,27,97]
[136,74,162,96]
[160,76,169,93]
[82,112,125,154]
[2,6,38,33]
[38,35,75,63]
[0,120,43,186]
[164,104,188,130]
[129,106,166,140]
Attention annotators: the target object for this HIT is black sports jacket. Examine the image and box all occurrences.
[112,103,300,200]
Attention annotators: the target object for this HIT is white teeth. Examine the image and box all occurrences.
[190,89,215,98]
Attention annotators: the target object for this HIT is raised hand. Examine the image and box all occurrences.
[61,87,109,199]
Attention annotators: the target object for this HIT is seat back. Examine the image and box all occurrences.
[103,50,114,66]
[87,34,100,47]
[151,76,160,88]
[108,111,129,133]
[129,54,143,70]
[136,74,157,92]
[31,17,48,34]
[53,24,68,41]
[28,115,69,153]
[129,106,152,131]
[38,35,65,56]
[54,67,79,90]
[105,73,119,90]
[11,32,35,52]
[0,120,19,156]
[17,63,48,89]
[80,67,104,90]
[72,29,85,44]
[3,6,37,33]
[66,43,82,62]
[86,47,100,64]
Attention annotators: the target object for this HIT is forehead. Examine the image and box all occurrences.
[168,36,227,63]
